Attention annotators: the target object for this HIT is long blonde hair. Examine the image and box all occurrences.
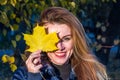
[40,7,108,80]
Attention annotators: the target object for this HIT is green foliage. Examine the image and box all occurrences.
[0,61,13,80]
[0,0,116,55]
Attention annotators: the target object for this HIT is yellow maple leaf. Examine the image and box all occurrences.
[23,24,59,52]
[1,54,15,64]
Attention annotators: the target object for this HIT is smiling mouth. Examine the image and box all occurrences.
[54,52,66,57]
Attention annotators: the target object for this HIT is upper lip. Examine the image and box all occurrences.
[55,51,66,53]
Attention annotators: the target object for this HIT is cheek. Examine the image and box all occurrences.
[67,40,74,51]
[69,49,73,58]
[47,52,53,59]
[65,40,74,56]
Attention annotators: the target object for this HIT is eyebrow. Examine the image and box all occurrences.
[59,34,72,39]
[57,32,71,37]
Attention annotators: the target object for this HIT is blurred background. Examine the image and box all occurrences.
[0,0,120,80]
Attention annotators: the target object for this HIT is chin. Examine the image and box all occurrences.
[52,60,67,65]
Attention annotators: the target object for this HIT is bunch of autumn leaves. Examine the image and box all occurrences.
[1,54,17,72]
[1,24,59,72]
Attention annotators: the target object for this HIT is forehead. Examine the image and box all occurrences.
[44,23,71,34]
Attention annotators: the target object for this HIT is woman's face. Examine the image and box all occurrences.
[44,23,73,65]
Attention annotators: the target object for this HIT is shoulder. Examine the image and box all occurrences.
[12,66,27,80]
[12,66,43,80]
[69,68,77,80]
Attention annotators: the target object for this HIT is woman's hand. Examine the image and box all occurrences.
[25,50,43,73]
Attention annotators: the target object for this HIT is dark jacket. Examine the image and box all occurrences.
[12,65,77,80]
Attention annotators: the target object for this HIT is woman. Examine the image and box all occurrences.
[12,7,108,80]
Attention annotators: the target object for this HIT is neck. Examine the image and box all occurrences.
[52,61,71,80]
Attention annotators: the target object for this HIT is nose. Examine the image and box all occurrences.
[57,41,65,51]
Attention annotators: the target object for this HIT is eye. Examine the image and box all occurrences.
[61,36,72,42]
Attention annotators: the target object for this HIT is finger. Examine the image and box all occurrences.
[26,50,41,64]
[33,50,41,55]
[26,58,42,73]
[29,50,41,59]
[34,64,43,73]
[33,58,41,65]
[29,64,43,73]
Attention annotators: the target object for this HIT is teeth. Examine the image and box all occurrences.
[55,52,65,56]
[56,53,62,56]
